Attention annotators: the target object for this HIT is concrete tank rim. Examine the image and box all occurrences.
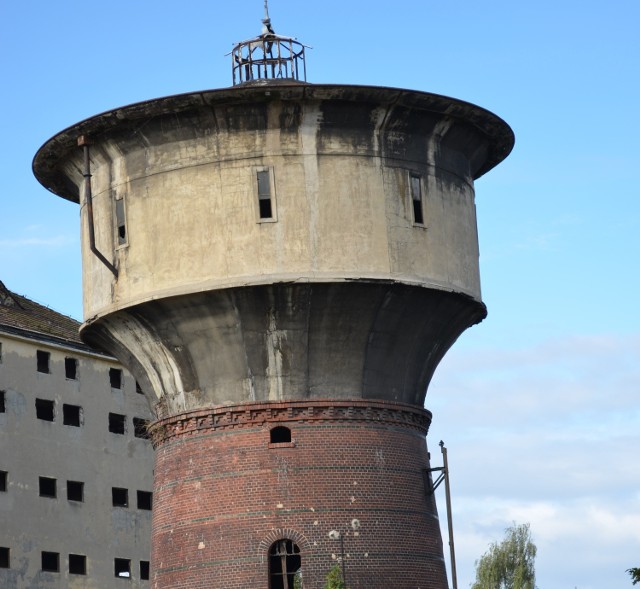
[32,82,514,203]
[78,276,487,339]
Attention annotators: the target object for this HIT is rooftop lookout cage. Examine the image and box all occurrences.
[231,34,307,85]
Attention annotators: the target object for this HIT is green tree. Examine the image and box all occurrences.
[324,564,345,589]
[628,567,640,585]
[471,523,537,589]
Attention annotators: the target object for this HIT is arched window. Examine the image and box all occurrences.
[269,539,301,589]
[270,426,291,444]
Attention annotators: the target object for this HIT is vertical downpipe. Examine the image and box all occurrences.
[78,135,118,278]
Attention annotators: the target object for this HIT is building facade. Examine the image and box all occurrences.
[0,280,154,588]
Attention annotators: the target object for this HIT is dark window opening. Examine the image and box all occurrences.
[410,174,424,225]
[65,357,78,380]
[0,471,7,492]
[109,368,123,389]
[133,417,150,439]
[41,551,60,572]
[115,199,127,245]
[269,539,301,589]
[39,476,57,498]
[109,412,126,434]
[0,390,5,413]
[36,398,55,421]
[63,404,82,427]
[0,547,9,569]
[137,490,153,511]
[0,342,3,363]
[37,350,50,374]
[69,554,86,575]
[140,560,150,580]
[257,170,273,219]
[270,426,291,444]
[135,381,144,395]
[67,480,84,502]
[115,558,131,578]
[112,487,129,507]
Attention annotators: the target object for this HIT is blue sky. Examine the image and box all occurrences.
[1,1,639,587]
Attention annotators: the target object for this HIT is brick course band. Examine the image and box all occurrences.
[149,399,432,447]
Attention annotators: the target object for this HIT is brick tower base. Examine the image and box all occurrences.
[150,400,449,589]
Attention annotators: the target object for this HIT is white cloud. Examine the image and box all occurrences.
[428,333,640,589]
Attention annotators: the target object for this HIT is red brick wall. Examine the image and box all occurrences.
[150,400,449,589]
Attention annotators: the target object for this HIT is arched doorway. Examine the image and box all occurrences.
[268,539,301,589]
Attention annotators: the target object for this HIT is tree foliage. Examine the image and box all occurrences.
[628,567,640,585]
[471,523,537,589]
[324,564,345,589]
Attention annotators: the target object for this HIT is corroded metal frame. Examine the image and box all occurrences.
[231,35,307,85]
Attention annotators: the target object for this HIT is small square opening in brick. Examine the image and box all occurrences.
[270,426,291,444]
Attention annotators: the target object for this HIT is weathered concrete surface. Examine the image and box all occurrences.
[33,84,513,328]
[33,84,512,412]
[82,282,484,414]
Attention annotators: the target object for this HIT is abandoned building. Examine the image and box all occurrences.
[0,280,154,588]
[31,6,514,588]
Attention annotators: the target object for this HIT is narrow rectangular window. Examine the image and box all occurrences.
[37,350,50,374]
[67,480,84,502]
[114,558,131,578]
[137,490,153,510]
[115,198,127,245]
[0,471,7,492]
[69,554,86,575]
[109,413,126,434]
[0,390,5,413]
[135,381,144,395]
[257,170,273,219]
[410,173,424,225]
[0,547,9,569]
[140,560,150,580]
[41,551,60,572]
[39,476,57,498]
[63,404,82,427]
[109,367,123,389]
[112,487,129,507]
[133,418,150,439]
[36,398,55,421]
[65,357,78,380]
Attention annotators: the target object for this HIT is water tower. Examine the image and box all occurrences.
[33,5,513,588]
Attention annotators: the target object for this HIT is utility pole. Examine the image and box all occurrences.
[428,441,458,589]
